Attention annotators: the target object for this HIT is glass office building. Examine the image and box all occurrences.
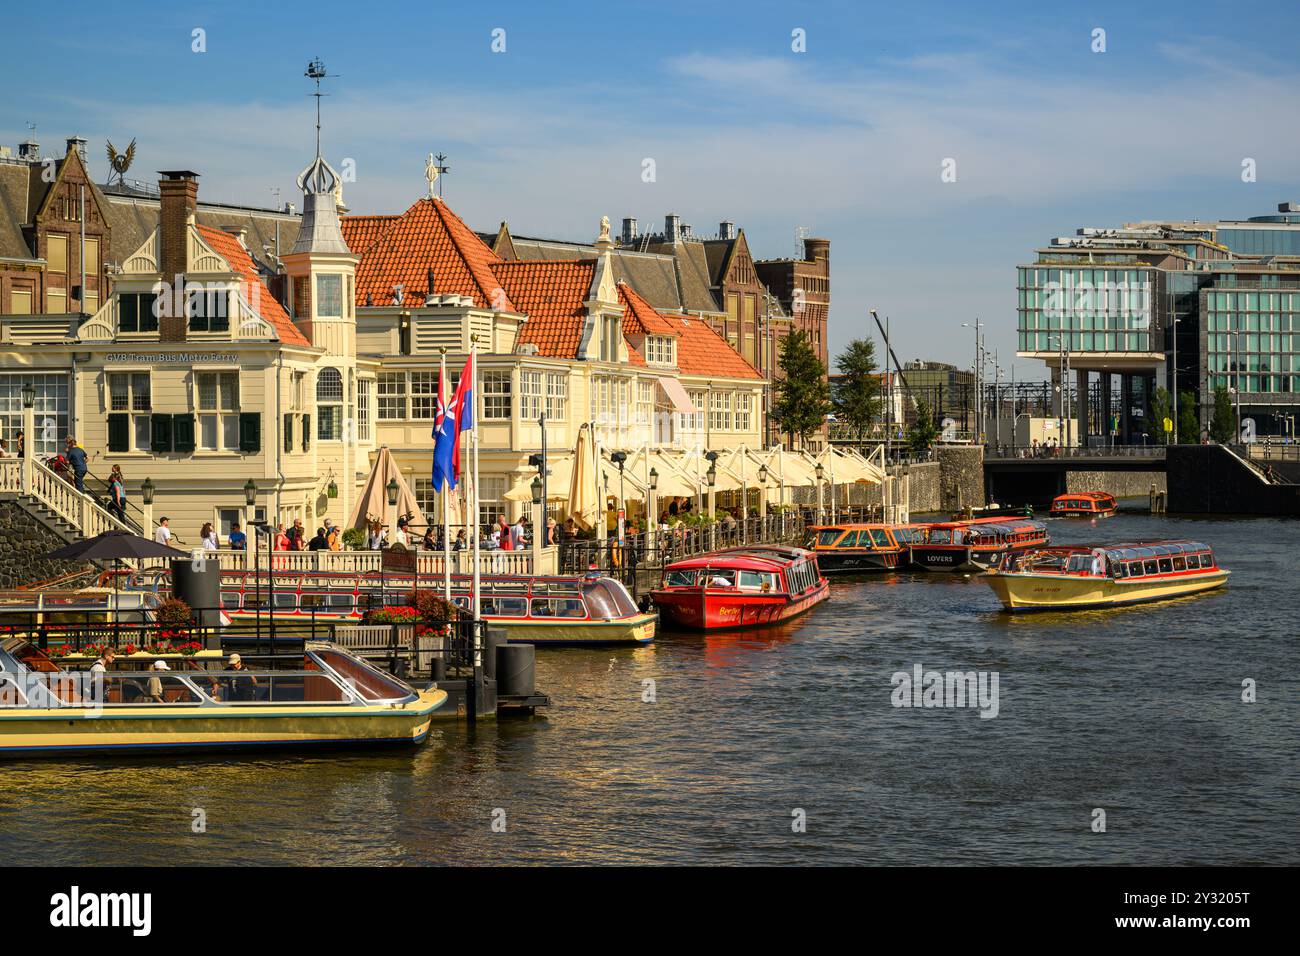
[1017,265,1156,354]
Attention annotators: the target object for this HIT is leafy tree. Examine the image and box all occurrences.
[1147,387,1173,442]
[832,338,881,442]
[771,330,830,447]
[907,399,940,456]
[1177,390,1199,444]
[1209,385,1235,443]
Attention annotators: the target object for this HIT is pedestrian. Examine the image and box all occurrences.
[421,526,436,551]
[288,518,305,551]
[0,438,8,458]
[64,436,88,493]
[562,517,577,542]
[274,522,291,551]
[546,516,558,546]
[107,469,126,521]
[366,518,385,550]
[308,527,329,551]
[324,518,341,551]
[453,529,466,551]
[154,516,173,547]
[14,431,23,458]
[199,522,218,550]
[496,514,513,551]
[228,522,247,551]
[511,515,527,550]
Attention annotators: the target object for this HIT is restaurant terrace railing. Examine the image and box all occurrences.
[136,545,557,577]
[984,444,1168,461]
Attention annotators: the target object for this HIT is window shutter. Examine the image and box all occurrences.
[239,412,261,453]
[150,414,173,453]
[301,414,310,452]
[107,414,129,452]
[172,414,195,453]
[284,414,294,453]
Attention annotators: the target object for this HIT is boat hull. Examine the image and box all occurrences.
[651,580,830,631]
[0,688,447,757]
[815,550,905,573]
[984,569,1229,611]
[489,613,657,646]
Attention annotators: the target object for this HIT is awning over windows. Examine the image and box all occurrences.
[655,376,697,414]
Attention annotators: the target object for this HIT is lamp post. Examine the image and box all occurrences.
[610,450,627,544]
[1170,315,1181,445]
[648,466,658,550]
[20,381,35,494]
[814,461,825,523]
[757,464,768,521]
[243,479,257,555]
[962,320,984,444]
[140,477,156,539]
[386,477,399,539]
[530,476,542,574]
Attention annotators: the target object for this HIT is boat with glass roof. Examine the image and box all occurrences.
[909,517,1050,572]
[1050,492,1117,518]
[808,523,915,572]
[983,540,1229,611]
[649,546,829,630]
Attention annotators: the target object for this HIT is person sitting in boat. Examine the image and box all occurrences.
[146,660,171,703]
[90,647,117,703]
[709,571,735,587]
[219,653,259,703]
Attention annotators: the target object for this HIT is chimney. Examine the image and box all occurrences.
[664,214,681,243]
[621,217,637,244]
[804,237,830,263]
[17,138,39,162]
[719,220,735,240]
[681,223,693,239]
[65,136,87,163]
[158,170,200,342]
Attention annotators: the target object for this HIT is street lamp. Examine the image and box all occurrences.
[140,477,155,506]
[530,475,542,505]
[20,382,36,409]
[243,479,257,506]
[386,478,399,506]
[326,480,338,499]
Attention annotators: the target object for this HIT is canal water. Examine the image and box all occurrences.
[1,511,1295,866]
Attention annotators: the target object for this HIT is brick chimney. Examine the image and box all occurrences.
[804,237,830,263]
[157,170,200,342]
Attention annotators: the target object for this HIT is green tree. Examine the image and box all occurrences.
[907,399,940,457]
[832,338,881,442]
[1209,385,1235,443]
[772,330,830,447]
[1177,390,1199,444]
[1147,387,1173,442]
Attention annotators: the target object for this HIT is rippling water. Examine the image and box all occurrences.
[2,511,1296,865]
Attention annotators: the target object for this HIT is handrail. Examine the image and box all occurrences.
[1,457,136,541]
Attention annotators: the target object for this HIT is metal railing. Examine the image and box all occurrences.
[136,546,556,576]
[984,444,1168,461]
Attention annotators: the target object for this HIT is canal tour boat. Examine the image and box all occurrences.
[1050,492,1118,518]
[909,517,1050,573]
[649,546,830,630]
[810,523,911,572]
[0,637,447,756]
[114,568,656,646]
[983,540,1229,612]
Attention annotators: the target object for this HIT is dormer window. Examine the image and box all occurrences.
[600,315,621,362]
[187,285,229,333]
[646,335,675,366]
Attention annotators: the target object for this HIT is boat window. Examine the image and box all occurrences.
[300,593,324,609]
[818,529,846,547]
[493,598,527,617]
[1202,552,1215,568]
[311,651,414,702]
[1125,562,1140,577]
[1172,556,1186,571]
[220,593,242,609]
[274,594,297,609]
[666,570,698,588]
[738,570,766,590]
[1067,554,1092,574]
[453,596,471,611]
[243,594,267,609]
[1158,558,1173,574]
[706,570,736,588]
[0,675,28,706]
[1142,560,1157,574]
[557,598,586,618]
[583,580,639,619]
[1111,561,1125,579]
[327,594,355,608]
[929,529,952,544]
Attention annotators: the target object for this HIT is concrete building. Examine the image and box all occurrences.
[1017,203,1300,443]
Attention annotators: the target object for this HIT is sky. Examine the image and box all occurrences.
[5,0,1299,380]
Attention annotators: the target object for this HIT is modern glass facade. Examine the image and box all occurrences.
[1217,226,1300,257]
[1203,285,1300,395]
[1017,265,1155,353]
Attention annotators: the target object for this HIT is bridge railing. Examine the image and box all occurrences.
[984,444,1167,461]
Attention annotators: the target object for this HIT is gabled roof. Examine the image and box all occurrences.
[349,198,513,310]
[340,215,397,255]
[492,259,595,359]
[617,281,762,381]
[617,282,678,337]
[195,224,310,347]
[0,164,33,260]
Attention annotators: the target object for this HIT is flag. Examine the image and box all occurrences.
[432,354,475,490]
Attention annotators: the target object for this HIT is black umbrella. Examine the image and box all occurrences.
[45,531,190,641]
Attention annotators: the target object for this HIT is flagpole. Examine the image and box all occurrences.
[469,338,481,667]
[439,348,452,605]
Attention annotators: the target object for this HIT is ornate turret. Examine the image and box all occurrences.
[291,155,351,255]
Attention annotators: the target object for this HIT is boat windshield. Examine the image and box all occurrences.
[309,650,416,702]
[582,580,640,619]
[817,529,846,547]
[666,569,698,588]
[928,528,952,544]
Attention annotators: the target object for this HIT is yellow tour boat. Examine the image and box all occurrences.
[983,540,1229,612]
[0,638,446,757]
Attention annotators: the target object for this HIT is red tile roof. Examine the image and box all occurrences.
[618,281,761,380]
[195,224,310,347]
[341,215,397,255]
[351,198,513,310]
[492,260,594,358]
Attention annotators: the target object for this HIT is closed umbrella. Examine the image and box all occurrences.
[567,424,599,530]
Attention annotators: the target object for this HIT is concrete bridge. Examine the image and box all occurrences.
[983,445,1167,505]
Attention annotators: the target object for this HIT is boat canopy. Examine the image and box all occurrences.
[1099,540,1212,563]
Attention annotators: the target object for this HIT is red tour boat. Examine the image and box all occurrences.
[1050,492,1117,518]
[649,546,830,631]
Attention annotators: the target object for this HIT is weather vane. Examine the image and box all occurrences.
[434,152,450,198]
[304,56,338,158]
[105,138,137,186]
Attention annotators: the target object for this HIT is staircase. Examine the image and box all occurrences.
[0,457,136,541]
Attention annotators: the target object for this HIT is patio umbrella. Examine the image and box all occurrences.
[567,424,600,530]
[44,530,189,635]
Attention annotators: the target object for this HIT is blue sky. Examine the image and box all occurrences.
[5,1,1299,379]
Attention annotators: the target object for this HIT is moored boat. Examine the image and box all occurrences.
[115,568,656,646]
[0,638,446,757]
[649,546,829,630]
[909,517,1050,572]
[984,540,1229,611]
[1050,492,1117,518]
[809,523,910,572]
